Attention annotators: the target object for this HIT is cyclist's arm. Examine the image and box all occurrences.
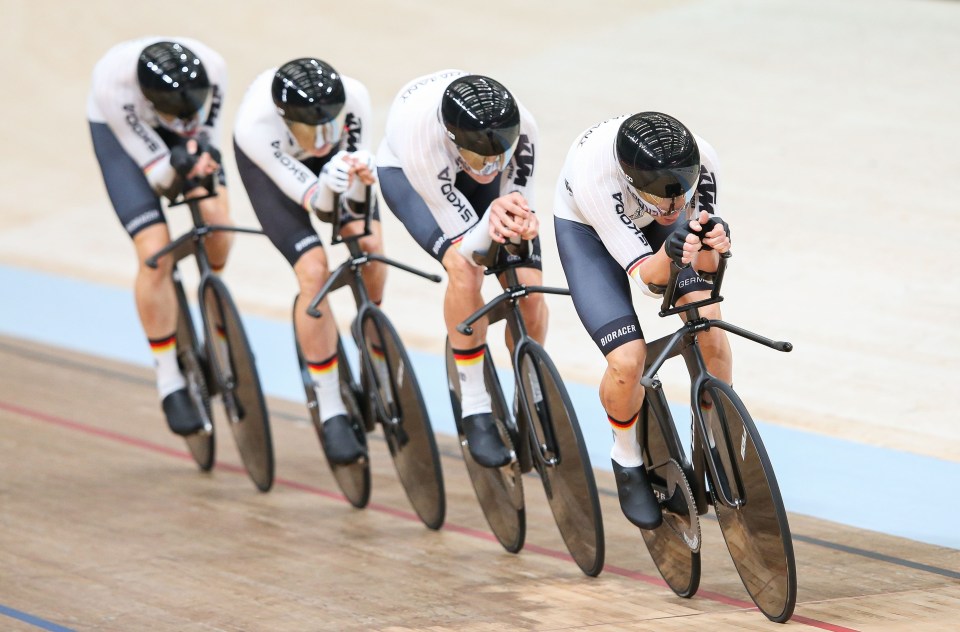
[192,42,227,149]
[340,77,376,201]
[500,105,538,203]
[404,142,483,239]
[571,177,672,297]
[94,83,177,194]
[690,136,726,274]
[234,116,320,212]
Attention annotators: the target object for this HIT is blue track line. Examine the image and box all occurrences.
[1,263,958,550]
[0,605,75,632]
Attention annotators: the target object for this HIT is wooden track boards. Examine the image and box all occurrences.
[1,335,958,631]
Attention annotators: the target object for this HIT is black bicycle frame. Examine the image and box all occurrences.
[455,244,570,473]
[145,192,264,274]
[638,256,792,510]
[305,190,442,425]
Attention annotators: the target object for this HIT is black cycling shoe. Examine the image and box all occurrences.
[462,412,512,468]
[161,388,205,436]
[322,414,366,465]
[612,460,663,530]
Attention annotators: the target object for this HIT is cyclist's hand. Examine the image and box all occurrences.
[517,209,539,240]
[693,211,731,254]
[664,219,702,266]
[170,138,220,180]
[319,151,351,193]
[346,150,376,186]
[488,192,534,244]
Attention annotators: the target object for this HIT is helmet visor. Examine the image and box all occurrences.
[156,91,212,137]
[286,109,347,153]
[635,187,695,218]
[456,136,519,177]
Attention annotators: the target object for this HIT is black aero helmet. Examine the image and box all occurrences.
[616,112,701,200]
[137,41,211,118]
[272,58,346,125]
[441,75,520,156]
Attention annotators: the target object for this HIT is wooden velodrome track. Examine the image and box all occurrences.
[2,334,958,631]
[2,0,959,630]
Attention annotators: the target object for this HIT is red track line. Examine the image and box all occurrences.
[2,400,858,631]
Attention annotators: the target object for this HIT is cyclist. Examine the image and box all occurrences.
[553,112,732,529]
[233,57,380,466]
[377,70,544,469]
[88,38,231,437]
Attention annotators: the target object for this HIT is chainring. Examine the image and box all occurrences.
[655,458,701,553]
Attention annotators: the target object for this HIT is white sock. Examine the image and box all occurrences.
[609,411,643,467]
[309,354,347,422]
[150,333,186,399]
[453,345,491,417]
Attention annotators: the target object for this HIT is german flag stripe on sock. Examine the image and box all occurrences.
[307,356,338,374]
[453,346,485,366]
[608,411,639,430]
[370,343,385,360]
[148,334,177,353]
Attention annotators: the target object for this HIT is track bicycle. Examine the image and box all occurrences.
[634,252,797,622]
[446,240,605,576]
[146,191,274,492]
[295,192,447,529]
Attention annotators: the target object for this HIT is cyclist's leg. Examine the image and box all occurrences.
[503,238,547,347]
[340,214,390,392]
[644,223,732,384]
[90,120,202,435]
[442,247,511,467]
[196,185,233,271]
[380,166,507,467]
[678,292,732,383]
[555,217,661,528]
[168,132,234,271]
[340,201,386,304]
[236,142,362,464]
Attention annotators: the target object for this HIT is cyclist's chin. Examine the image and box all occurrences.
[308,144,334,158]
[656,213,681,226]
[465,171,498,185]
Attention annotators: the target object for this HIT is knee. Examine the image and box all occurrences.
[295,250,331,293]
[199,191,232,225]
[699,328,730,359]
[605,348,646,386]
[697,305,729,356]
[138,256,172,285]
[519,292,546,322]
[358,230,383,255]
[444,253,482,295]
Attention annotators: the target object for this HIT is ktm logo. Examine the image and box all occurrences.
[697,167,717,215]
[512,134,534,187]
[343,113,361,152]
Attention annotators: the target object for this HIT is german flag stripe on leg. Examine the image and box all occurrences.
[608,411,639,430]
[148,334,177,353]
[453,346,485,366]
[307,356,338,375]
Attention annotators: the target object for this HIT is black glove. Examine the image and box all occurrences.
[195,133,222,165]
[665,221,697,265]
[170,135,222,180]
[693,216,730,252]
[169,144,199,180]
